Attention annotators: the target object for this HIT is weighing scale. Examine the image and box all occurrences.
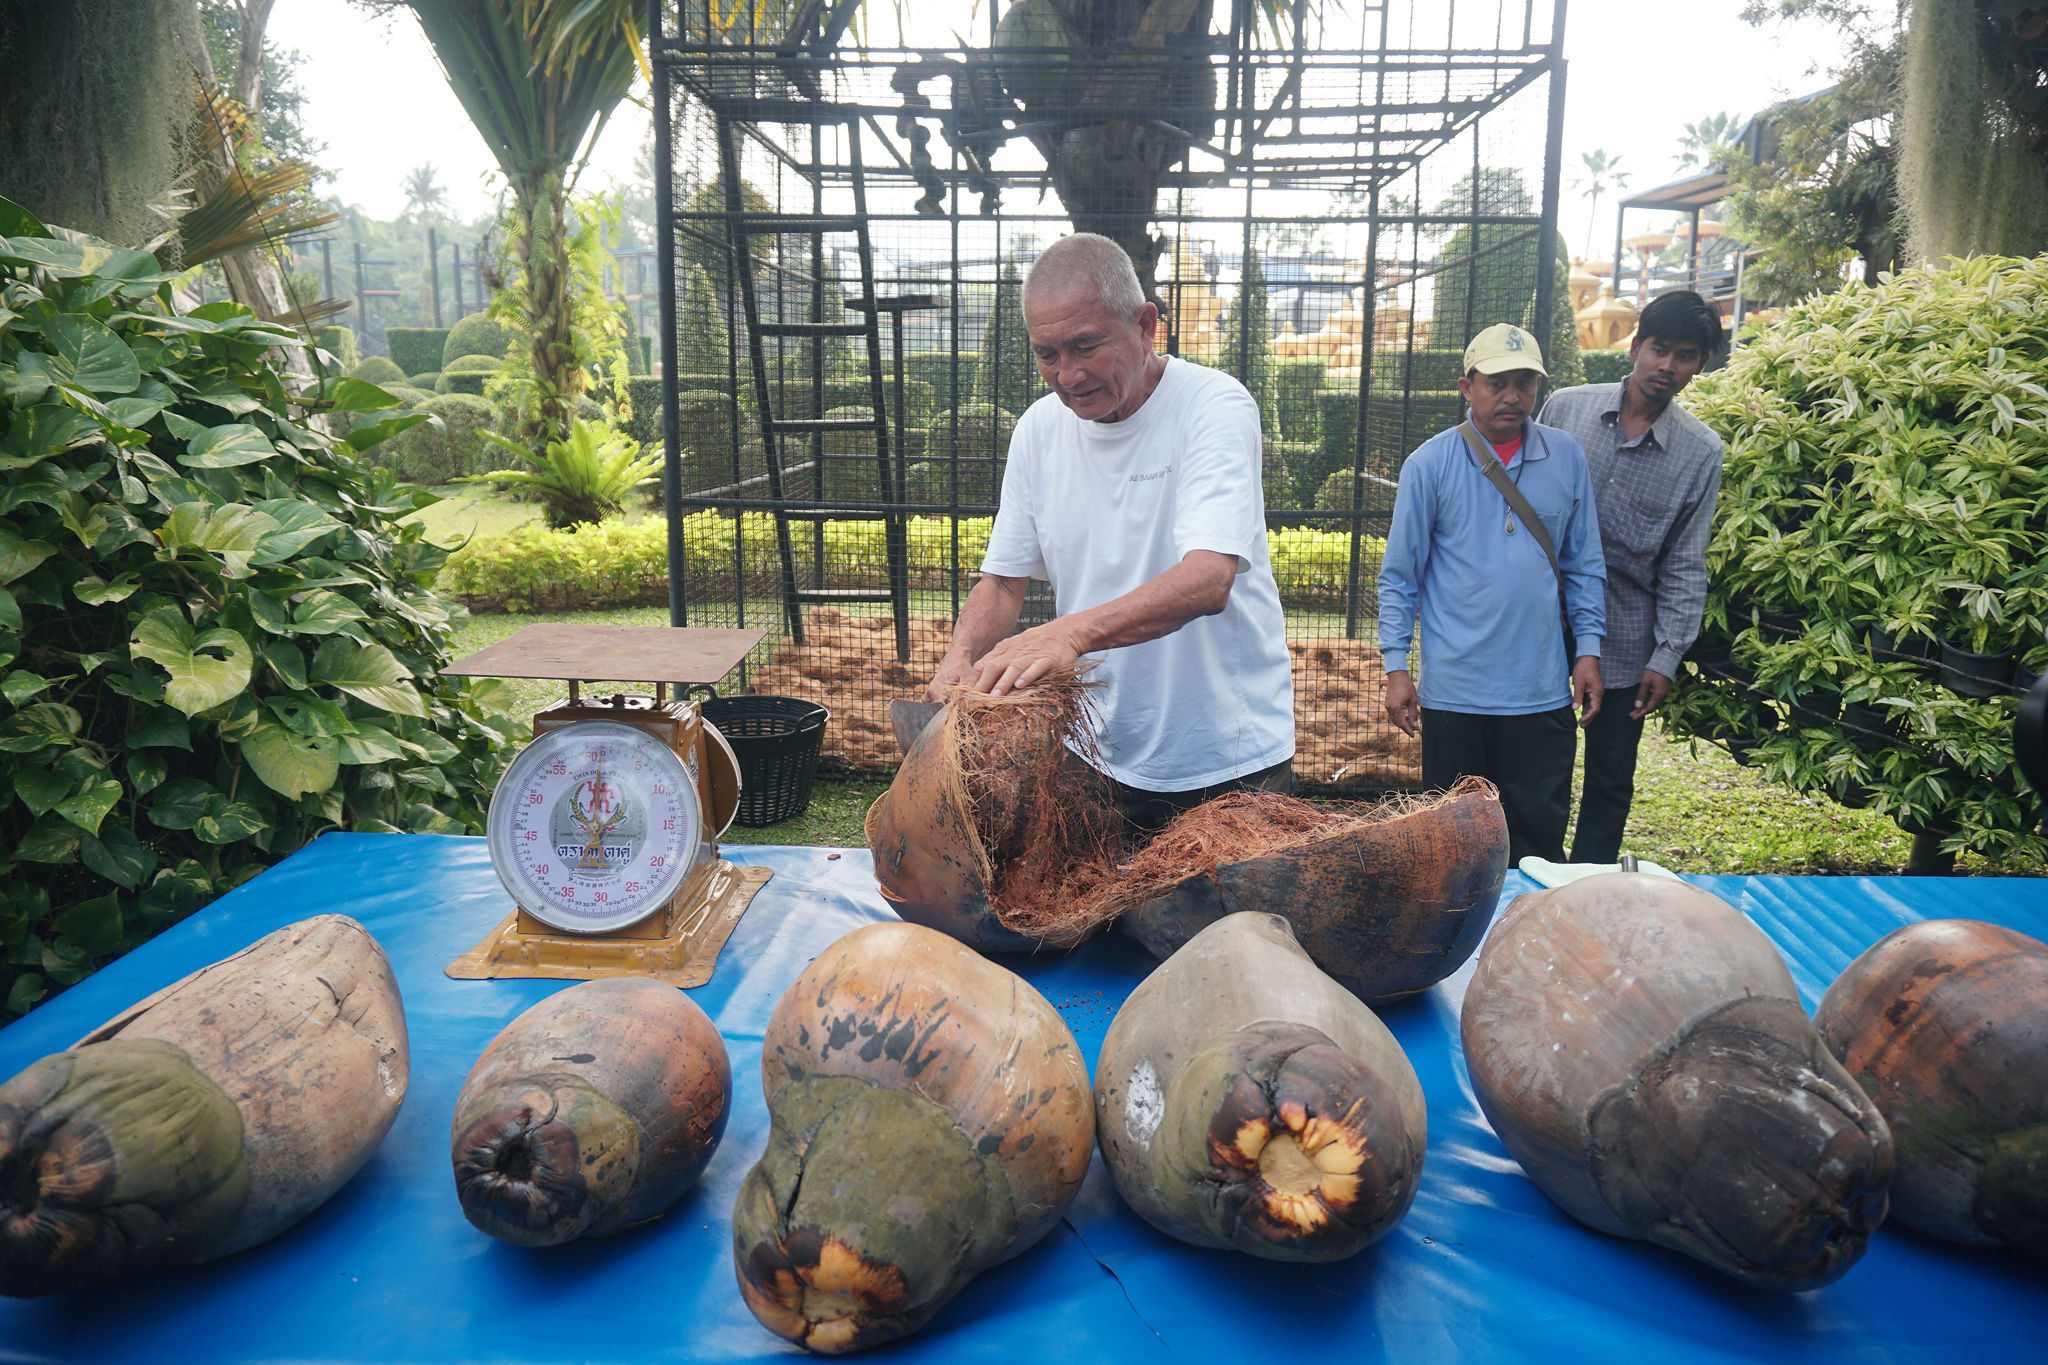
[440,623,772,988]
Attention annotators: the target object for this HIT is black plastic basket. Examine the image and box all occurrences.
[701,695,830,828]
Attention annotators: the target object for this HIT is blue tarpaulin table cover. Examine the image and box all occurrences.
[2,834,2043,1362]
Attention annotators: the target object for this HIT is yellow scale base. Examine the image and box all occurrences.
[444,857,773,989]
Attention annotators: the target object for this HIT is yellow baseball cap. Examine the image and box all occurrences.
[1462,323,1548,377]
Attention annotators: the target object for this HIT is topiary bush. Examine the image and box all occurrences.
[437,353,503,396]
[442,313,513,367]
[1272,358,1325,444]
[408,371,441,391]
[1370,348,1466,391]
[1581,350,1631,385]
[386,326,450,378]
[1264,439,1313,510]
[314,325,358,372]
[351,355,406,386]
[0,213,518,1022]
[905,350,975,412]
[390,393,503,486]
[1663,254,2048,865]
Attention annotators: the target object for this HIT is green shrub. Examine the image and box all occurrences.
[437,353,503,396]
[1582,350,1631,385]
[1664,254,2048,861]
[442,312,514,366]
[905,350,976,411]
[1370,348,1466,391]
[387,326,451,377]
[408,371,441,391]
[314,325,358,371]
[467,419,659,529]
[1265,439,1314,509]
[351,355,406,386]
[439,514,1381,612]
[0,221,518,1023]
[1273,358,1325,443]
[391,394,503,486]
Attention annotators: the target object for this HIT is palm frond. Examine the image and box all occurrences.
[178,161,340,266]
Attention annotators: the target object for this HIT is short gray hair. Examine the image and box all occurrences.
[1023,233,1146,322]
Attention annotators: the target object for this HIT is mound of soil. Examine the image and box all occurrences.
[748,609,1423,789]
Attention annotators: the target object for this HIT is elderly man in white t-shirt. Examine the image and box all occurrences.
[925,233,1296,837]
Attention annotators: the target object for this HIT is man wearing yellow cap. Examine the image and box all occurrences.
[1376,323,1608,864]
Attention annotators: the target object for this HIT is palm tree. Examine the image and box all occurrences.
[400,164,448,223]
[396,0,642,448]
[1677,112,1744,171]
[1572,149,1629,258]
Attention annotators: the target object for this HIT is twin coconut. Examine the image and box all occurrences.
[1,690,2042,1354]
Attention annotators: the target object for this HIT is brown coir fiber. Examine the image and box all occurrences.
[946,671,1126,946]
[947,668,1486,946]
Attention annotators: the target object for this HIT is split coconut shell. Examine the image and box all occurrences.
[1115,778,1509,1005]
[1815,918,2048,1259]
[1096,912,1426,1260]
[451,977,731,1247]
[865,676,1122,953]
[1461,873,1892,1290]
[732,920,1093,1353]
[0,915,408,1297]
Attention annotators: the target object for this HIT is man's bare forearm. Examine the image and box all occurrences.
[1053,551,1235,656]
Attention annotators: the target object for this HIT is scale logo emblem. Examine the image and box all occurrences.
[546,761,647,879]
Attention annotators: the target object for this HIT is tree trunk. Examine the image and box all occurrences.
[192,0,313,384]
[515,176,581,449]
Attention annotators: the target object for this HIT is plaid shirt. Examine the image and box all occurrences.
[1538,383,1723,688]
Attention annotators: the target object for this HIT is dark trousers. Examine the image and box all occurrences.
[1569,701,1646,864]
[1421,706,1576,866]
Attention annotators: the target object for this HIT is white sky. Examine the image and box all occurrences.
[275,0,1859,248]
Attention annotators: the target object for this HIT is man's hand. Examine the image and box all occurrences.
[967,619,1088,697]
[1629,668,1673,720]
[1572,655,1604,728]
[1384,670,1420,736]
[924,654,979,703]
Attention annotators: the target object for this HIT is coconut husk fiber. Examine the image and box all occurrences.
[865,667,1125,952]
[868,671,1508,979]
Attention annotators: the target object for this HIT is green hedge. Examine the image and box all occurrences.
[1265,439,1313,509]
[389,394,504,486]
[408,371,441,392]
[443,314,513,365]
[906,350,977,411]
[314,325,358,371]
[441,515,1387,612]
[437,353,502,397]
[386,327,450,377]
[1371,348,1466,391]
[351,355,406,386]
[1273,358,1325,444]
[1582,350,1631,385]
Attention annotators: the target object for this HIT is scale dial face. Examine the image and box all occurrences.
[486,720,702,933]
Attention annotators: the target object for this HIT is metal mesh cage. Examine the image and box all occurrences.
[651,0,1567,791]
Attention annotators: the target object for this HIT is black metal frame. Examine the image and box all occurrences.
[649,0,1570,785]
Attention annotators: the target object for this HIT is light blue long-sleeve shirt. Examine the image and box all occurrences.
[1377,417,1608,714]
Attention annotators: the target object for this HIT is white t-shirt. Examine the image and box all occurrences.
[980,357,1295,790]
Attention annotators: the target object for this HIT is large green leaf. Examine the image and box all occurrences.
[75,572,141,605]
[81,825,155,890]
[129,610,254,716]
[0,703,81,753]
[182,423,279,468]
[250,500,343,564]
[335,724,408,764]
[13,765,72,815]
[146,778,215,830]
[346,411,434,452]
[264,694,354,737]
[0,197,49,238]
[1,352,54,405]
[127,712,191,749]
[157,503,280,578]
[326,378,405,414]
[291,589,367,635]
[0,528,55,583]
[0,236,119,278]
[310,637,427,717]
[185,376,267,416]
[1,404,102,466]
[55,780,122,836]
[15,813,82,862]
[41,314,141,395]
[193,797,268,845]
[241,721,340,798]
[55,892,126,956]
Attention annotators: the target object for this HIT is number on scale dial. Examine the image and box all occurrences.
[485,720,702,933]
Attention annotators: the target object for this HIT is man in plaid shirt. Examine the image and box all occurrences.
[1538,290,1726,862]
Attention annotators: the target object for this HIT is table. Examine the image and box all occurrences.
[2,835,2043,1362]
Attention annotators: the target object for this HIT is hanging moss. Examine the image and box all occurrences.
[0,0,208,250]
[1898,0,2048,263]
